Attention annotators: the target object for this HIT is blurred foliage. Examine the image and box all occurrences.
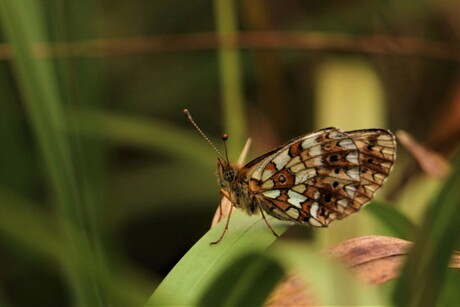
[0,0,459,306]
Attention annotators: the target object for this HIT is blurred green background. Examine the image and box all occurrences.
[0,0,459,306]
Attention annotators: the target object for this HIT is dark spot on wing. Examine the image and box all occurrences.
[329,154,339,162]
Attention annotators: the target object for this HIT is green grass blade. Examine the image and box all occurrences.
[0,186,63,262]
[270,242,387,305]
[393,154,460,307]
[0,1,103,305]
[438,269,460,307]
[214,0,247,158]
[197,253,284,307]
[110,163,216,225]
[68,107,216,169]
[196,240,387,306]
[145,210,288,306]
[366,201,418,239]
[0,1,83,221]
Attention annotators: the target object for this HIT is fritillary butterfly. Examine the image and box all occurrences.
[184,109,396,244]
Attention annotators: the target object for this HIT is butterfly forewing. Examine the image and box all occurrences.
[245,127,396,227]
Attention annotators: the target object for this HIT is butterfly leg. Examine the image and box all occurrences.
[214,196,224,223]
[258,203,280,238]
[210,189,234,245]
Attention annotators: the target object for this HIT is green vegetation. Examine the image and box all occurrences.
[0,0,458,306]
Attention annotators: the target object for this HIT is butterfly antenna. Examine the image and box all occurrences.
[222,134,230,164]
[183,109,223,157]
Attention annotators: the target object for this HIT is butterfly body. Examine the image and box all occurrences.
[217,158,258,215]
[217,127,396,229]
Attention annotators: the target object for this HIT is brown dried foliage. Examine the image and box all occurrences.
[266,235,460,306]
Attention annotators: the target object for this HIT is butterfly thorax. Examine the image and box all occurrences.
[216,158,259,215]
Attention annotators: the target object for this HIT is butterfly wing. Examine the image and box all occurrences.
[245,128,396,227]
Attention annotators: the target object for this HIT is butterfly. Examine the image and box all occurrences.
[184,109,397,244]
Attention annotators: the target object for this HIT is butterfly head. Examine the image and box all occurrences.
[183,108,241,201]
[217,157,250,212]
[216,132,238,187]
[217,157,237,187]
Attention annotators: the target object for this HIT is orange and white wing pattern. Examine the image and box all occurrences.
[246,128,396,227]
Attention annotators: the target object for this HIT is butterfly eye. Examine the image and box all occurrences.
[224,169,235,182]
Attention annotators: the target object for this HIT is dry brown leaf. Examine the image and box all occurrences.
[427,76,460,155]
[265,274,317,306]
[397,130,451,179]
[324,235,412,284]
[266,235,460,306]
[451,251,460,268]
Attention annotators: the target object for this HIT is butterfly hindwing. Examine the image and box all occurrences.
[345,129,396,208]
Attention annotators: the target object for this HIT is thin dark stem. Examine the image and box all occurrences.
[0,32,458,62]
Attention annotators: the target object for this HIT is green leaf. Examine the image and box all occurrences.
[145,210,288,306]
[0,186,63,262]
[270,242,387,306]
[214,0,247,158]
[146,209,389,306]
[366,201,418,240]
[68,107,216,169]
[0,1,103,305]
[438,269,460,307]
[198,240,387,306]
[197,253,284,307]
[393,154,460,307]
